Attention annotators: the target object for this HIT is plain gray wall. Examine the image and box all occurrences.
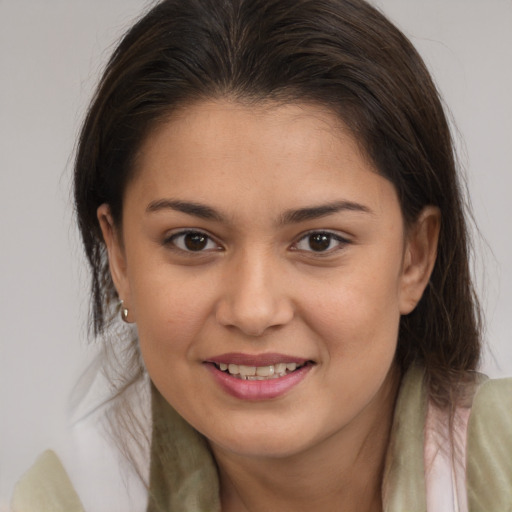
[1,1,511,509]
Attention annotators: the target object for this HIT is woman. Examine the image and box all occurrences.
[12,0,511,510]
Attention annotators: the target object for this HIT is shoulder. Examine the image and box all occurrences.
[11,450,85,512]
[466,377,512,510]
[470,375,512,412]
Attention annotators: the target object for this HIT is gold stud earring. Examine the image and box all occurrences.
[120,300,130,323]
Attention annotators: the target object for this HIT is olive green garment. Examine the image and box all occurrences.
[11,450,85,512]
[382,368,512,511]
[11,366,512,511]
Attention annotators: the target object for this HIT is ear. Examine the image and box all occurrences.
[97,204,133,319]
[399,206,441,315]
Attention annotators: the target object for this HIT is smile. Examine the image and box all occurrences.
[215,362,305,380]
[205,354,314,400]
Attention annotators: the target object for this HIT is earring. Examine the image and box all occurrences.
[120,300,129,323]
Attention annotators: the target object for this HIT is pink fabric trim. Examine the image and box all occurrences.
[424,400,471,512]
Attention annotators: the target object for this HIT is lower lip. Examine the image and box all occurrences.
[205,363,312,400]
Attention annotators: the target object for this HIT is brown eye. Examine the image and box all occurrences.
[167,231,219,252]
[184,232,208,251]
[294,231,349,253]
[308,233,331,251]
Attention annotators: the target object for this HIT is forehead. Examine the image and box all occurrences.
[128,99,399,219]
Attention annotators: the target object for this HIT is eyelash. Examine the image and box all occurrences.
[292,231,350,254]
[163,230,222,253]
[163,229,350,256]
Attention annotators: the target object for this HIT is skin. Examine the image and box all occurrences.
[98,100,440,511]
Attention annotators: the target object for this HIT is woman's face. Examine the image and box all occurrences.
[100,100,437,459]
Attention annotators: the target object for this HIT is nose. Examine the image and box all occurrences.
[215,251,294,337]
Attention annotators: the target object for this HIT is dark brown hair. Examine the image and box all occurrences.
[74,0,481,430]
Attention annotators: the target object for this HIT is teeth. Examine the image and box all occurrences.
[275,363,287,374]
[256,365,274,377]
[218,362,305,379]
[239,365,256,376]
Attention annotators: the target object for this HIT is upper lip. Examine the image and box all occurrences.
[205,353,311,367]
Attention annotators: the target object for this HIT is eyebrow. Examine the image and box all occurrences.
[146,199,224,221]
[279,200,373,224]
[145,198,372,224]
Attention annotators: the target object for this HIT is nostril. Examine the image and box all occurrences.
[215,295,294,337]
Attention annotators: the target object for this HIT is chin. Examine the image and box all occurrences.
[215,436,309,460]
[205,417,322,460]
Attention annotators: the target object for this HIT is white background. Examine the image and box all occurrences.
[1,0,511,509]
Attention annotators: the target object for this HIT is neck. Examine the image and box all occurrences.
[211,366,400,512]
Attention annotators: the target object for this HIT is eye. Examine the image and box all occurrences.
[293,231,349,253]
[165,230,221,252]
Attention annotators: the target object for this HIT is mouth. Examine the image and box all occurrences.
[204,354,314,400]
[212,361,309,380]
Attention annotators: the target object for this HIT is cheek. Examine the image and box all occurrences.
[133,275,216,413]
[305,254,403,359]
[130,269,216,364]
